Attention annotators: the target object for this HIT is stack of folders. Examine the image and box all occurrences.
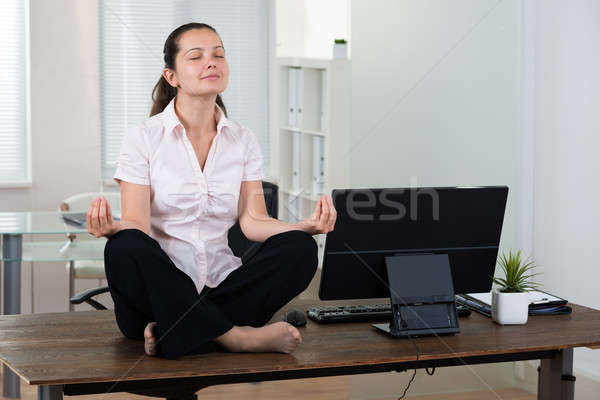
[456,290,572,317]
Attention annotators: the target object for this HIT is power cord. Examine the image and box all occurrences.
[397,332,418,399]
[398,313,419,400]
[396,319,436,400]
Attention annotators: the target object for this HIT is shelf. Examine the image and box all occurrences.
[280,126,301,132]
[280,126,327,137]
[276,57,333,69]
[280,188,323,202]
[301,128,328,137]
[270,56,349,266]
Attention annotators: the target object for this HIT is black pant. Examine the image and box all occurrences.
[104,228,318,360]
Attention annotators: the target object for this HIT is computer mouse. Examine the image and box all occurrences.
[457,305,472,318]
[284,309,307,327]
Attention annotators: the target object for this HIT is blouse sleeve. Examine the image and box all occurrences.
[113,125,151,185]
[242,127,265,181]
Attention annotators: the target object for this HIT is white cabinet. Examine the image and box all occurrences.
[268,57,350,267]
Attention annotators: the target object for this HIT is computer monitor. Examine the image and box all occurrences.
[319,186,509,300]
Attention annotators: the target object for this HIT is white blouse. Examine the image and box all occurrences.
[113,97,264,294]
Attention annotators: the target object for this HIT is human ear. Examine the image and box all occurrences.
[162,68,179,89]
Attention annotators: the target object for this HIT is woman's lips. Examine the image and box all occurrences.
[203,75,219,80]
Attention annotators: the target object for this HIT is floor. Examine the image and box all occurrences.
[0,372,535,400]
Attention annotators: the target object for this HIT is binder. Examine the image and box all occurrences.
[317,137,325,194]
[320,69,327,131]
[456,290,572,317]
[295,68,303,128]
[312,136,325,196]
[292,131,302,191]
[288,67,297,127]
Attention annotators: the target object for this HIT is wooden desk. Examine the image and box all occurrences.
[1,211,108,397]
[0,299,599,400]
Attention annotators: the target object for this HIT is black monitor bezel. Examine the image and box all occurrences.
[318,185,509,300]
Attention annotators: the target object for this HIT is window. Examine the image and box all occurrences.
[0,0,30,186]
[99,0,269,182]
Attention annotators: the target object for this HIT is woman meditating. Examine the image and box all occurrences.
[86,22,337,360]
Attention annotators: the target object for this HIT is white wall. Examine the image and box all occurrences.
[350,0,523,252]
[531,0,600,379]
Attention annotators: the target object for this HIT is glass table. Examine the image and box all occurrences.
[0,212,107,399]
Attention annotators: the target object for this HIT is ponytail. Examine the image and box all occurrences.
[216,93,228,118]
[150,75,177,117]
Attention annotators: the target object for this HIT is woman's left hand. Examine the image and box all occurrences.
[297,195,337,235]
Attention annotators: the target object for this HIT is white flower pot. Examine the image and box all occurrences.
[333,43,347,59]
[491,289,529,325]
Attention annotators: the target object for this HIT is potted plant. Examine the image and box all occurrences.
[333,38,348,59]
[491,250,540,325]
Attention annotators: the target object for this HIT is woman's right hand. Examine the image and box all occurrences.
[86,196,120,238]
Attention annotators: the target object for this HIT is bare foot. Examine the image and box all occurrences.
[144,322,158,356]
[216,322,302,354]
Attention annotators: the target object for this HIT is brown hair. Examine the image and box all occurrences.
[150,22,228,117]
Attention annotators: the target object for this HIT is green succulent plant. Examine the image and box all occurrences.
[492,250,541,293]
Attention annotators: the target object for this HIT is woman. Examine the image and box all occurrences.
[86,22,336,360]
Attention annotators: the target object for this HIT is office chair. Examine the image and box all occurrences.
[70,181,279,310]
[61,192,120,311]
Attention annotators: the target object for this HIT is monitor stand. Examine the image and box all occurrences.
[373,253,461,338]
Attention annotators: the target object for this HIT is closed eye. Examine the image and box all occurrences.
[191,56,225,60]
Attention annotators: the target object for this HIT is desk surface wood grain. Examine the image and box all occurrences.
[0,299,599,386]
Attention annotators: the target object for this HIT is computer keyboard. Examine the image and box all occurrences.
[306,303,471,323]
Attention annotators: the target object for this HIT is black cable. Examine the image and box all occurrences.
[397,328,419,400]
[396,320,436,399]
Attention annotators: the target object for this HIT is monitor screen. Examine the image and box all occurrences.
[319,186,509,300]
